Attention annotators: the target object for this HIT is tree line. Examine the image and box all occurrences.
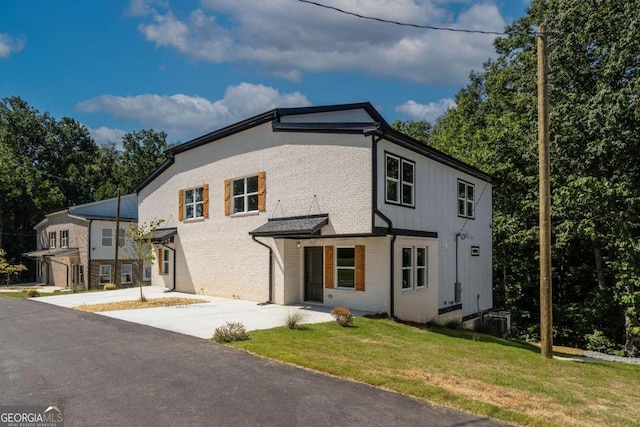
[393,0,639,356]
[0,96,171,271]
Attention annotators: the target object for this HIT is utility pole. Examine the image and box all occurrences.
[537,24,553,359]
[113,188,121,287]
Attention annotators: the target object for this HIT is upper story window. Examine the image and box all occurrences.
[385,153,415,207]
[102,228,113,247]
[458,180,475,219]
[225,172,266,216]
[61,230,69,248]
[49,232,56,249]
[118,228,125,247]
[179,185,209,221]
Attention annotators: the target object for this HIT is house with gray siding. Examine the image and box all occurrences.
[136,102,493,323]
[24,194,150,290]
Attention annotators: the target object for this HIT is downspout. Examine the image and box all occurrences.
[87,219,92,290]
[251,235,273,304]
[161,243,176,291]
[372,134,397,319]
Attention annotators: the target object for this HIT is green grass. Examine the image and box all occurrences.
[0,291,30,298]
[229,317,640,427]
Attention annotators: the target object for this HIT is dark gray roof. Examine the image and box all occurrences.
[151,228,177,244]
[23,248,79,258]
[250,215,328,237]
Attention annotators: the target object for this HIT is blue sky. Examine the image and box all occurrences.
[0,0,529,145]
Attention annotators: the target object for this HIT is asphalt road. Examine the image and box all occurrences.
[0,298,510,427]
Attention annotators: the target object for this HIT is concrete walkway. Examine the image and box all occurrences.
[35,286,361,339]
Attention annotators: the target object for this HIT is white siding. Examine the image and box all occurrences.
[90,220,137,261]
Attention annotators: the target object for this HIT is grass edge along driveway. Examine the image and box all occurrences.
[229,317,640,427]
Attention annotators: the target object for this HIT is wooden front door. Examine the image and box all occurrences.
[304,247,323,303]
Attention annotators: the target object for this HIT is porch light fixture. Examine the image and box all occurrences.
[296,240,301,248]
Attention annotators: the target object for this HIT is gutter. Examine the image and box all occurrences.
[251,235,273,304]
[372,134,397,319]
[87,219,92,290]
[160,243,176,292]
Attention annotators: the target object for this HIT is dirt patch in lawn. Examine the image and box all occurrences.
[74,297,208,312]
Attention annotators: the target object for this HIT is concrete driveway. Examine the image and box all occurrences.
[36,286,360,339]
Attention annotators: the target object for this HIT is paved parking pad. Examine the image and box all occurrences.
[36,286,361,339]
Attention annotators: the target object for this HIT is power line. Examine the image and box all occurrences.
[296,0,509,35]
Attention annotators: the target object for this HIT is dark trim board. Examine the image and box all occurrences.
[438,304,462,315]
[373,227,438,239]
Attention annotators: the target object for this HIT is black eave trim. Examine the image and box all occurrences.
[438,304,463,315]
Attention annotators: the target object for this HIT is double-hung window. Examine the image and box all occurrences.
[336,247,356,289]
[102,228,113,247]
[99,265,111,284]
[402,247,413,289]
[49,232,56,249]
[118,228,125,247]
[233,175,259,214]
[458,180,475,219]
[385,154,415,207]
[163,249,170,275]
[402,246,428,290]
[416,247,428,288]
[61,230,69,248]
[185,187,205,219]
[121,264,132,284]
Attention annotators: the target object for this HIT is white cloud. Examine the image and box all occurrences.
[77,82,311,141]
[89,126,127,146]
[0,33,26,58]
[133,0,505,85]
[396,98,456,122]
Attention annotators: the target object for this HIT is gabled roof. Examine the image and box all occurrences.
[134,102,491,193]
[35,194,138,230]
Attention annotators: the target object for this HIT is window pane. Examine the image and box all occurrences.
[386,180,398,202]
[196,203,203,217]
[185,189,194,204]
[467,201,473,217]
[458,182,466,198]
[234,196,244,213]
[246,175,258,193]
[337,269,355,288]
[337,248,355,267]
[102,229,111,237]
[186,204,194,219]
[458,199,465,216]
[417,268,426,287]
[233,179,245,196]
[194,187,203,202]
[417,248,426,267]
[402,247,412,267]
[402,184,413,205]
[387,156,399,179]
[402,269,411,289]
[101,266,110,275]
[247,194,258,211]
[402,161,414,183]
[467,185,474,200]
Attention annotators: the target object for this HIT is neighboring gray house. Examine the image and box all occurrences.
[24,194,149,289]
[136,102,494,324]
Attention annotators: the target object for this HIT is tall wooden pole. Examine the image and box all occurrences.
[537,24,553,358]
[113,188,121,287]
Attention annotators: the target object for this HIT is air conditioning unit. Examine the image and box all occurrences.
[485,311,511,339]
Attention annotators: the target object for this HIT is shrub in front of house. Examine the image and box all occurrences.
[284,310,305,329]
[213,321,249,343]
[103,283,117,291]
[331,306,353,327]
[27,290,40,298]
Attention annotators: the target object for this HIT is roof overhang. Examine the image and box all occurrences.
[249,214,329,237]
[151,228,177,244]
[23,248,79,258]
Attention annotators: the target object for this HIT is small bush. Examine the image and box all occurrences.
[27,290,40,298]
[53,290,61,294]
[331,306,353,327]
[284,310,305,329]
[213,321,249,342]
[103,283,117,291]
[443,318,463,330]
[584,329,619,354]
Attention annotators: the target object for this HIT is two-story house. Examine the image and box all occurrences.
[24,194,150,290]
[136,102,493,323]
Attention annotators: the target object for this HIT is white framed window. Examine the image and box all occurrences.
[401,247,413,289]
[416,247,428,288]
[232,175,259,214]
[78,265,84,285]
[385,153,415,207]
[102,228,113,247]
[184,186,205,219]
[49,232,56,249]
[121,264,132,284]
[335,247,355,289]
[61,230,69,248]
[99,265,111,284]
[163,249,170,275]
[458,180,475,219]
[118,228,126,247]
[143,265,152,281]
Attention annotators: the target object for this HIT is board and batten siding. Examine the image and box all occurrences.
[375,139,493,318]
[138,121,373,302]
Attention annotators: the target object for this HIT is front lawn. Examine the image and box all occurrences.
[229,317,640,427]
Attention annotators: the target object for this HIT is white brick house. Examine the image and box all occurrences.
[136,103,493,323]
